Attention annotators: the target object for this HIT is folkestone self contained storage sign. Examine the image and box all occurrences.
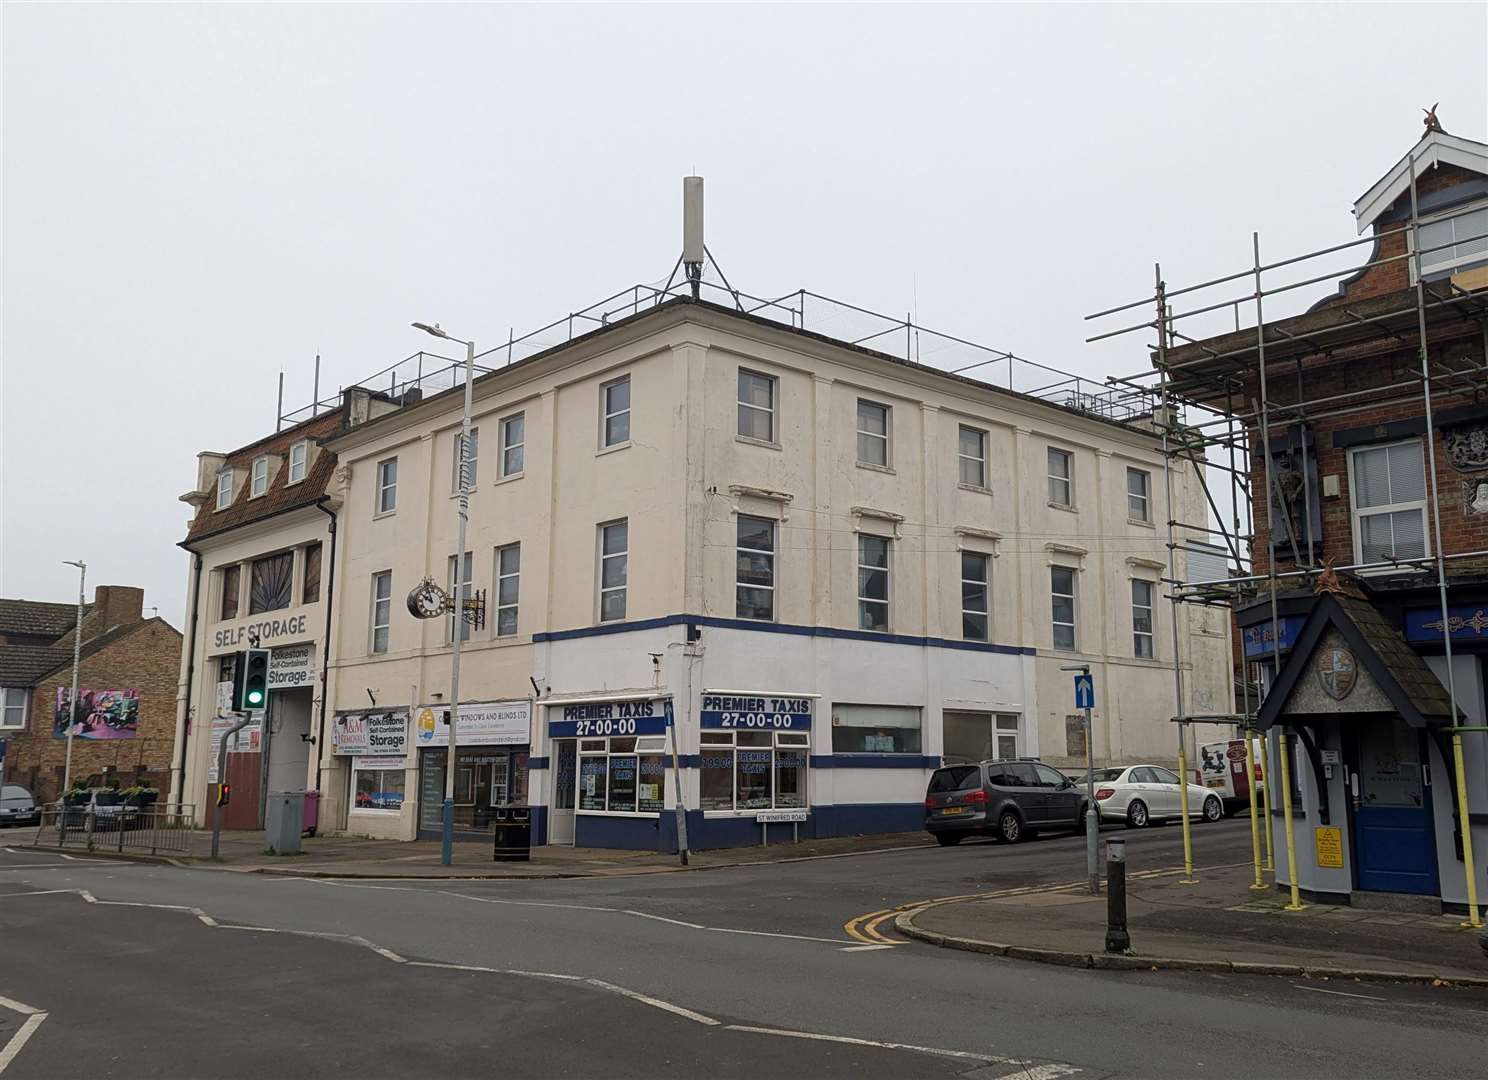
[332,710,410,756]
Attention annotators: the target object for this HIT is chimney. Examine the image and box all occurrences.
[92,586,144,630]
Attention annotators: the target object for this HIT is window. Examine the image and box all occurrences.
[496,543,520,637]
[1034,763,1072,790]
[288,441,308,485]
[370,571,392,653]
[831,704,921,754]
[1350,440,1427,566]
[216,470,233,511]
[1051,566,1077,651]
[856,400,890,467]
[1048,448,1073,506]
[1415,205,1488,279]
[452,427,479,491]
[248,551,294,614]
[302,543,322,605]
[699,730,808,812]
[857,534,890,631]
[1127,467,1150,522]
[447,552,474,643]
[928,765,982,793]
[942,711,1020,763]
[1132,579,1155,658]
[736,515,775,620]
[219,564,240,621]
[1065,714,1088,758]
[351,760,406,812]
[961,551,989,641]
[250,456,269,498]
[580,735,668,813]
[601,376,631,448]
[598,520,628,622]
[737,369,777,442]
[959,426,987,488]
[500,414,524,477]
[377,458,398,514]
[1,688,27,730]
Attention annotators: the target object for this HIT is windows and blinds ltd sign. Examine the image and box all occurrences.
[332,710,409,757]
[700,695,813,731]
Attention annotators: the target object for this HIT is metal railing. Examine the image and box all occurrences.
[29,803,197,856]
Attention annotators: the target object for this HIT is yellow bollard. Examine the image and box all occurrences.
[1277,728,1305,911]
[1451,733,1483,929]
[1258,730,1275,871]
[1177,733,1197,884]
[1245,732,1266,890]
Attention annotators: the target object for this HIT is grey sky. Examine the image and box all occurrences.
[4,3,1484,622]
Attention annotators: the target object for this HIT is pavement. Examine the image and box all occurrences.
[6,820,1488,1079]
[899,860,1488,985]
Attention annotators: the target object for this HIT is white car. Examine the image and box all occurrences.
[1088,765,1224,828]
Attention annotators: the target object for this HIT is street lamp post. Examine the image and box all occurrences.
[414,322,476,867]
[61,560,87,797]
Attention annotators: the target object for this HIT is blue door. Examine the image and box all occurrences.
[1352,718,1438,896]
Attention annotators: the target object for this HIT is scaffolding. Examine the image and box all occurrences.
[1085,143,1488,887]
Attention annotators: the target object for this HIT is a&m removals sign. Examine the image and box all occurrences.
[700,694,813,731]
[332,710,410,757]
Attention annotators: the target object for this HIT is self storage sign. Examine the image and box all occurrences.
[700,695,812,731]
[332,710,409,757]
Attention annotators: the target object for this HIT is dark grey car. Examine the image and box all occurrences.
[924,760,1087,845]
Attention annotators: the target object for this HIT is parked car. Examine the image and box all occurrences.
[925,759,1088,845]
[0,785,41,827]
[1088,765,1223,828]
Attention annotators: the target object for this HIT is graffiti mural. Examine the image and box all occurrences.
[54,688,140,740]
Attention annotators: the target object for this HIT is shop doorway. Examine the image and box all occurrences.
[1348,716,1439,896]
[550,740,577,845]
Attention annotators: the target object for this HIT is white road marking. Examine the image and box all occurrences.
[840,943,895,952]
[1292,984,1390,1003]
[584,978,721,1026]
[0,996,48,1077]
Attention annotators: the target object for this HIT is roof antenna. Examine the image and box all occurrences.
[683,176,705,299]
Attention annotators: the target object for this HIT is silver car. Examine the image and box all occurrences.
[1089,765,1223,828]
[0,784,41,827]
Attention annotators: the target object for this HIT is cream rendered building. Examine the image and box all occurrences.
[313,297,1232,849]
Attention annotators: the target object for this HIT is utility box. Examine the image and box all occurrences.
[265,791,305,855]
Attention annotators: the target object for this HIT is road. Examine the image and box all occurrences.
[3,820,1485,1079]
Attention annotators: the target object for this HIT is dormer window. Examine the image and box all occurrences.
[216,470,234,511]
[250,457,270,498]
[1415,203,1488,280]
[288,441,308,484]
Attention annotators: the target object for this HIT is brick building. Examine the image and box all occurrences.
[1153,121,1488,913]
[0,586,182,803]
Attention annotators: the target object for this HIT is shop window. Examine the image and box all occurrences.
[248,552,293,614]
[943,711,1020,763]
[219,564,240,621]
[579,735,666,813]
[699,731,808,811]
[351,761,406,812]
[830,703,920,754]
[302,542,322,605]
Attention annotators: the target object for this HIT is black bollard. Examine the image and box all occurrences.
[1105,835,1130,954]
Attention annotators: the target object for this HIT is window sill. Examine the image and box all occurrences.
[735,434,782,452]
[596,441,632,458]
[856,462,895,476]
[372,510,396,521]
[957,482,992,496]
[494,471,525,486]
[249,492,268,501]
[576,809,663,818]
[349,808,405,816]
[1047,501,1077,513]
[1127,517,1155,529]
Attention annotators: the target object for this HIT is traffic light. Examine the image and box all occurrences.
[231,648,270,712]
[217,783,231,807]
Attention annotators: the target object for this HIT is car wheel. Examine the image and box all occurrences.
[998,809,1024,844]
[1126,799,1150,828]
[1203,796,1223,823]
[936,833,963,847]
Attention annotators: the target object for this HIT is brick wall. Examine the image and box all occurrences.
[5,620,181,803]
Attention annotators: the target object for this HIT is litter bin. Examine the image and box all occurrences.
[302,791,320,838]
[265,791,305,855]
[492,805,531,862]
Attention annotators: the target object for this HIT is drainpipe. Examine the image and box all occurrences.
[172,551,204,812]
[314,497,339,803]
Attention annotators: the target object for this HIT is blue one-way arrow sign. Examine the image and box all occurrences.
[1073,673,1095,710]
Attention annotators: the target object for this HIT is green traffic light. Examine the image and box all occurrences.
[247,690,264,706]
